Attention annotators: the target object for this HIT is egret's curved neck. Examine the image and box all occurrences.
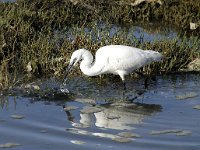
[80,50,102,76]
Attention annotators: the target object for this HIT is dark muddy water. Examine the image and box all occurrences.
[0,74,200,150]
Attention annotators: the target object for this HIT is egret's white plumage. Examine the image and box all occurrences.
[67,45,162,88]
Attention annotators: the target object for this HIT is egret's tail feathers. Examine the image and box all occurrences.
[146,50,163,62]
[153,52,163,62]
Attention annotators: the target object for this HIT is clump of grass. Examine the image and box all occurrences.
[3,0,199,31]
[141,37,199,74]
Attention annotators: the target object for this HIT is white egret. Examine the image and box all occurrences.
[65,45,162,90]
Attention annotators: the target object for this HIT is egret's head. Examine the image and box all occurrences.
[63,49,86,81]
[69,49,86,67]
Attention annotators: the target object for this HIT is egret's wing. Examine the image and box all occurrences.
[95,45,162,73]
[109,51,146,71]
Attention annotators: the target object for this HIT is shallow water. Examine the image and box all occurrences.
[0,74,200,150]
[58,22,178,46]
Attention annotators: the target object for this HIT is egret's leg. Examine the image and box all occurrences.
[135,71,149,89]
[145,75,157,88]
[144,75,157,89]
[123,80,127,91]
[144,77,148,89]
[117,71,126,90]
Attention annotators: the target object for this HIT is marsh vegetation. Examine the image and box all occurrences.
[0,0,200,89]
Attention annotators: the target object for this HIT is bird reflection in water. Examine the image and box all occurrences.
[64,100,162,131]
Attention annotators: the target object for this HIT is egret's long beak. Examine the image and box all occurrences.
[63,59,76,83]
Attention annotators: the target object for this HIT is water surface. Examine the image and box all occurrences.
[0,74,200,150]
